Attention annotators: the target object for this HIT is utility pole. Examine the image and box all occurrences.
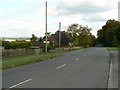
[45,1,48,53]
[59,22,61,50]
[118,2,120,50]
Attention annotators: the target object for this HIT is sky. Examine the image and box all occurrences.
[0,0,119,38]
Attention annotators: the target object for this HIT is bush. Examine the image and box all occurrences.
[2,41,11,49]
[2,41,31,49]
[42,43,54,52]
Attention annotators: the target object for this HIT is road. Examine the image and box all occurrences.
[108,50,119,88]
[3,47,110,88]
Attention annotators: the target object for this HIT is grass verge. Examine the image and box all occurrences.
[2,52,63,70]
[106,47,120,51]
[2,47,81,70]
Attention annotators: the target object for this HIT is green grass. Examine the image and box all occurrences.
[64,46,83,51]
[2,52,63,70]
[2,47,82,70]
[106,47,120,51]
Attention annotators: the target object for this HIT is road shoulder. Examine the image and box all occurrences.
[108,50,118,89]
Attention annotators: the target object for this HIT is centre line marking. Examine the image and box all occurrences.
[75,58,79,61]
[89,52,92,54]
[8,78,32,89]
[57,64,66,69]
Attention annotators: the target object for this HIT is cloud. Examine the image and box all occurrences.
[0,0,119,37]
[101,9,118,20]
[0,19,45,37]
[51,1,114,16]
[83,14,107,22]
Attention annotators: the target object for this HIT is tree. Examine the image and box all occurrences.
[2,41,31,49]
[67,24,78,46]
[67,24,95,47]
[38,37,43,42]
[53,31,70,47]
[77,25,92,47]
[2,41,10,49]
[97,19,120,47]
[30,34,38,42]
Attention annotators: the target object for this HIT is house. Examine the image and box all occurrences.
[48,34,59,47]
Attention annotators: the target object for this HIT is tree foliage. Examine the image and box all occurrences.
[38,37,43,42]
[54,31,70,47]
[30,34,38,42]
[97,19,120,47]
[2,41,31,49]
[67,24,95,47]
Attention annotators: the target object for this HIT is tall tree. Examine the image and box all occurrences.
[67,24,78,46]
[38,37,43,42]
[67,24,95,47]
[97,19,120,47]
[54,31,70,47]
[30,34,38,42]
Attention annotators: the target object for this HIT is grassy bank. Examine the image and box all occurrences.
[106,47,120,51]
[2,51,63,70]
[2,47,81,70]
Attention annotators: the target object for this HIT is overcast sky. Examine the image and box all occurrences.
[0,0,119,38]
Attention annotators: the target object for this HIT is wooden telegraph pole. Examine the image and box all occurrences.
[45,1,48,53]
[59,22,61,50]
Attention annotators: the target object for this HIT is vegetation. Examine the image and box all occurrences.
[2,19,119,50]
[54,31,70,47]
[2,23,96,50]
[30,34,38,42]
[2,19,120,70]
[2,52,62,69]
[67,24,95,47]
[2,41,31,49]
[2,47,81,70]
[38,37,44,42]
[97,19,120,47]
[106,47,120,51]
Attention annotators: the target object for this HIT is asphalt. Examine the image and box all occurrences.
[2,47,111,88]
[108,50,119,89]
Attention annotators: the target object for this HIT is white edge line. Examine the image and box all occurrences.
[8,78,32,89]
[75,58,79,61]
[89,52,92,54]
[57,64,66,69]
[109,60,112,81]
[108,58,113,88]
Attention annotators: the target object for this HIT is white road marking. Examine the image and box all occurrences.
[89,52,92,54]
[57,64,66,69]
[75,58,79,61]
[108,59,113,88]
[109,60,113,81]
[44,72,47,74]
[110,61,112,74]
[8,78,32,89]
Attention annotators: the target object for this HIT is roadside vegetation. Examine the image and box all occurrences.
[2,47,81,70]
[2,51,62,70]
[96,19,120,47]
[2,19,120,70]
[106,47,120,51]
